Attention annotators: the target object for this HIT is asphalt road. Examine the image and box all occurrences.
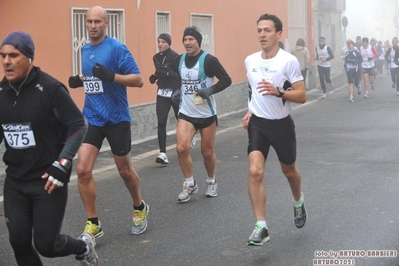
[1,72,399,266]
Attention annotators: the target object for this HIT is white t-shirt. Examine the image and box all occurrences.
[316,45,331,67]
[360,45,375,69]
[245,49,303,120]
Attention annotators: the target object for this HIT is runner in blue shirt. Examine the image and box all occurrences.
[68,5,149,240]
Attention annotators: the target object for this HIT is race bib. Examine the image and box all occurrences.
[2,123,36,149]
[83,76,104,94]
[182,79,200,94]
[157,88,173,98]
[193,92,204,105]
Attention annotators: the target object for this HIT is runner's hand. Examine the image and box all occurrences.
[149,74,157,84]
[68,75,83,88]
[92,63,115,82]
[42,160,70,194]
[171,90,181,104]
[197,87,213,99]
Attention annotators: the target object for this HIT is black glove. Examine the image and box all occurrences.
[197,87,214,99]
[92,63,115,82]
[68,75,83,88]
[171,90,181,104]
[149,74,158,84]
[45,160,71,187]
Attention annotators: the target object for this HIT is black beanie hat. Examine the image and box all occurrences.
[158,33,171,46]
[182,26,202,47]
[1,31,35,60]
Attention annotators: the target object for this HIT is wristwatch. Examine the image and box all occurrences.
[59,158,72,170]
[276,87,285,98]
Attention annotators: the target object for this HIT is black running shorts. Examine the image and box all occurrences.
[178,113,217,130]
[247,114,297,165]
[83,121,131,156]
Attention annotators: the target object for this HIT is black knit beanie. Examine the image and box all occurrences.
[1,31,35,60]
[182,26,202,47]
[158,33,171,46]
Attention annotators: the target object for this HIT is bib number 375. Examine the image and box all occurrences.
[2,123,36,149]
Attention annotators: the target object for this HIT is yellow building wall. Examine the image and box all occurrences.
[0,0,290,109]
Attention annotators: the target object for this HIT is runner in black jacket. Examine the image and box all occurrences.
[0,31,98,265]
[149,33,180,164]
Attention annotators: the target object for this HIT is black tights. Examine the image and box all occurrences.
[156,95,179,152]
[4,177,86,266]
[390,67,399,91]
[317,65,331,93]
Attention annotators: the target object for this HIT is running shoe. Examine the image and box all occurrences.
[205,182,218,197]
[131,201,149,235]
[396,91,399,96]
[294,202,307,228]
[357,84,362,95]
[349,96,354,103]
[321,93,327,99]
[156,152,169,164]
[364,92,369,98]
[75,233,99,266]
[84,221,103,239]
[392,82,396,89]
[247,223,270,246]
[177,181,198,202]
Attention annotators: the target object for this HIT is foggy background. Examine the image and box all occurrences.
[345,0,397,44]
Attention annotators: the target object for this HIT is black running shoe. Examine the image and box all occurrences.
[247,223,270,246]
[294,202,307,228]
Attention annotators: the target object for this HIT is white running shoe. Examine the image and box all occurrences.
[156,152,169,164]
[364,92,369,98]
[321,93,327,99]
[76,233,99,266]
[205,182,218,197]
[349,96,354,103]
[177,181,198,202]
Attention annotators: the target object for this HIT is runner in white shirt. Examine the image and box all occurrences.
[242,13,307,246]
[360,37,378,97]
[315,37,335,98]
[170,26,231,203]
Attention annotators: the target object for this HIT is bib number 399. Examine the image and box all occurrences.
[83,78,104,94]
